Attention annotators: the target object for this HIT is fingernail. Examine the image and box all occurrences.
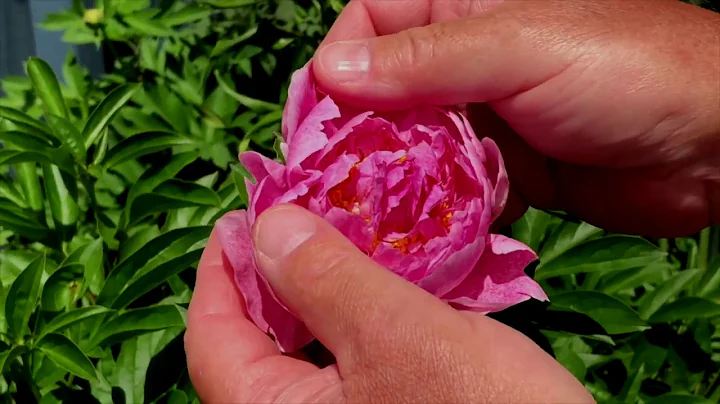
[253,206,317,263]
[318,41,370,83]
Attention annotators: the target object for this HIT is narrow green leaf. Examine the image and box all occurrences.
[550,291,649,334]
[80,239,105,295]
[539,221,603,264]
[0,201,47,240]
[101,132,195,169]
[42,164,79,229]
[511,208,554,252]
[536,236,666,280]
[36,333,97,380]
[0,345,27,373]
[698,257,720,298]
[231,163,251,206]
[0,149,75,176]
[646,394,714,404]
[214,71,280,112]
[41,264,83,312]
[15,162,44,212]
[112,249,203,309]
[0,176,27,208]
[98,226,212,307]
[128,180,220,225]
[638,269,700,319]
[648,297,720,323]
[210,26,258,57]
[125,14,176,37]
[90,305,187,347]
[161,5,213,26]
[125,152,198,208]
[201,0,259,7]
[38,306,114,339]
[46,115,86,160]
[26,58,69,119]
[5,253,46,337]
[82,84,140,149]
[0,130,56,150]
[0,106,57,142]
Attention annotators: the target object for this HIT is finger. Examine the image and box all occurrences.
[313,2,568,109]
[185,223,316,402]
[250,204,464,364]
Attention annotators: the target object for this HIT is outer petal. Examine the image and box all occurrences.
[282,62,317,142]
[239,151,286,187]
[215,210,314,352]
[286,95,341,169]
[442,234,548,314]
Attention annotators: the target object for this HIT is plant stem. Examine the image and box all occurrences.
[698,227,711,272]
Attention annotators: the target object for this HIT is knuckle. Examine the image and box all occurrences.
[385,26,445,78]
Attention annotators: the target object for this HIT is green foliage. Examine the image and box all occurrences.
[0,0,717,403]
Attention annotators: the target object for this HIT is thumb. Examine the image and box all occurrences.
[251,204,463,361]
[312,9,567,109]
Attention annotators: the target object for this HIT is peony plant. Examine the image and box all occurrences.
[218,62,548,352]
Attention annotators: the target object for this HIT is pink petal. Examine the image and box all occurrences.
[481,137,510,222]
[216,210,314,352]
[323,207,376,253]
[282,62,317,142]
[286,95,341,169]
[442,234,548,314]
[239,151,286,187]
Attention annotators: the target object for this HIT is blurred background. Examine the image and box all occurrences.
[0,1,718,403]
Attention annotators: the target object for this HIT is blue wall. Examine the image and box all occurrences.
[0,0,104,82]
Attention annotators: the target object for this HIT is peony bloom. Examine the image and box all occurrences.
[217,62,548,352]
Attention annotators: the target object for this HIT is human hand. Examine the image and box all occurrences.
[185,205,594,403]
[312,0,720,237]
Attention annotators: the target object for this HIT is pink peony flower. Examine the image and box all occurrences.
[217,62,548,352]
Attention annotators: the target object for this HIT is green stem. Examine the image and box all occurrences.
[22,354,41,403]
[698,227,711,272]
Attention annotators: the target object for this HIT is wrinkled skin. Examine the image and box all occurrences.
[220,63,547,352]
[186,0,719,403]
[314,0,720,237]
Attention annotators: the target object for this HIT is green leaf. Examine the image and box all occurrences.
[101,132,195,169]
[46,115,87,160]
[90,305,187,347]
[83,84,141,149]
[201,0,259,7]
[0,106,57,142]
[42,164,79,230]
[214,71,281,112]
[0,202,47,240]
[536,236,666,280]
[550,291,649,334]
[36,333,97,380]
[231,163,251,206]
[539,221,603,264]
[39,10,84,31]
[15,162,44,212]
[38,306,114,340]
[167,389,189,404]
[638,269,700,319]
[128,180,220,225]
[125,14,176,37]
[98,226,212,307]
[599,260,672,295]
[648,297,720,323]
[26,58,69,119]
[511,208,554,252]
[0,130,56,150]
[0,345,27,373]
[0,149,75,176]
[210,26,258,57]
[41,264,83,312]
[646,394,714,404]
[161,5,213,26]
[697,258,720,298]
[0,176,27,208]
[5,253,46,337]
[112,249,204,309]
[81,239,105,295]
